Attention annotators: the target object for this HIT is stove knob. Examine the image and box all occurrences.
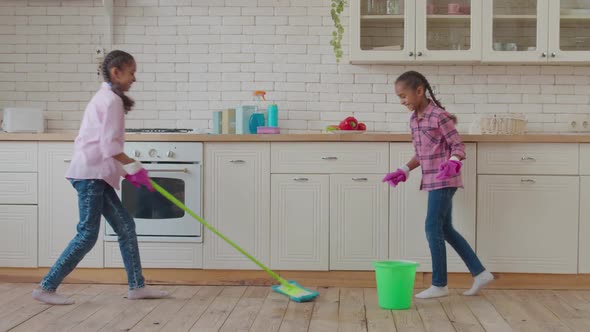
[148,149,158,158]
[167,151,175,158]
[133,150,141,158]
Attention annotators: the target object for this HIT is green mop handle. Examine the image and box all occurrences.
[149,180,291,288]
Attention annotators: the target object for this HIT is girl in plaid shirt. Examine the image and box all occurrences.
[384,71,494,299]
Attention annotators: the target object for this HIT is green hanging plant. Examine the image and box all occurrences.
[330,0,346,63]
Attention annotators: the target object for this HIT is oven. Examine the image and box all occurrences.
[104,141,202,242]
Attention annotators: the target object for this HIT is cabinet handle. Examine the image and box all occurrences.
[541,52,547,57]
[551,52,556,58]
[145,168,189,173]
[63,159,71,163]
[521,179,536,184]
[409,51,414,57]
[417,51,423,56]
[321,156,338,160]
[229,159,245,163]
[521,156,536,161]
[352,177,368,181]
[293,177,309,182]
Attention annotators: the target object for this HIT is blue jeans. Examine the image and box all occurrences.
[40,179,145,291]
[426,187,485,287]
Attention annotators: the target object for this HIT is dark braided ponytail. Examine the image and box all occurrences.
[101,50,135,113]
[395,70,457,123]
[395,70,444,109]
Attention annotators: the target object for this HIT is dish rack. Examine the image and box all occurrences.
[479,114,527,135]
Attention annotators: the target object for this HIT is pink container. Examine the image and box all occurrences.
[448,3,461,14]
[427,4,435,14]
[257,126,280,134]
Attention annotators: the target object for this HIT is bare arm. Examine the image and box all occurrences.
[113,153,134,165]
[406,156,420,171]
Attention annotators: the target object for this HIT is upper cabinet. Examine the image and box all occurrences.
[352,0,590,64]
[350,0,482,63]
[548,0,590,63]
[482,0,549,63]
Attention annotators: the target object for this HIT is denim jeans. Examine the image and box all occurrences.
[40,179,145,291]
[426,187,485,287]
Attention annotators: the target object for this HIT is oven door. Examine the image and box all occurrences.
[105,163,202,241]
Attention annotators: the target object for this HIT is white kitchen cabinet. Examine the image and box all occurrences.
[483,0,590,63]
[0,173,38,205]
[547,0,590,63]
[330,174,388,270]
[203,143,270,269]
[482,0,549,62]
[581,144,590,175]
[350,0,482,63]
[0,205,37,267]
[477,175,579,273]
[270,174,329,271]
[38,142,104,268]
[580,176,590,273]
[389,143,477,273]
[271,142,389,174]
[478,143,579,175]
[0,142,38,172]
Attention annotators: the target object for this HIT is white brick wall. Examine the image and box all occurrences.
[0,0,589,132]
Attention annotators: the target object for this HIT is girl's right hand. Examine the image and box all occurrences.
[382,166,410,188]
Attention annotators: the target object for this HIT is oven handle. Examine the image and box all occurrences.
[65,159,190,174]
[144,168,189,173]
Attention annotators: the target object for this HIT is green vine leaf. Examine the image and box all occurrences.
[330,0,346,63]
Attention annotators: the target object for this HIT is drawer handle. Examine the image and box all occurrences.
[321,156,338,160]
[521,156,536,161]
[293,177,309,182]
[229,159,245,163]
[352,177,368,181]
[63,159,71,163]
[521,179,536,184]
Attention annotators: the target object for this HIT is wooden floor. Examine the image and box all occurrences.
[2,283,590,331]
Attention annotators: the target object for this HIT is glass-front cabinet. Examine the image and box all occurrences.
[482,0,549,62]
[483,0,590,63]
[350,0,416,63]
[415,0,482,62]
[548,0,590,62]
[350,0,482,63]
[352,0,590,63]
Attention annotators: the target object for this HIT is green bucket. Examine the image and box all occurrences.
[373,260,419,310]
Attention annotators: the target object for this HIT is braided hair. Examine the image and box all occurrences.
[395,70,457,123]
[101,50,135,113]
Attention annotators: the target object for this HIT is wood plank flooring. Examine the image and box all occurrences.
[3,283,590,331]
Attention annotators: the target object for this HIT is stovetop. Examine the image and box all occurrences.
[125,128,196,134]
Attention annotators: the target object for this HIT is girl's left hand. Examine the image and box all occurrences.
[125,169,155,192]
[123,161,155,192]
[436,160,462,180]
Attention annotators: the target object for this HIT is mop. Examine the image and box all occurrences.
[150,180,319,303]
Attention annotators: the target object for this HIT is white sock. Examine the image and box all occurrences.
[32,288,75,305]
[463,270,494,296]
[415,285,449,299]
[128,286,169,300]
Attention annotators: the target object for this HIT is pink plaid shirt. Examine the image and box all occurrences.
[410,101,465,191]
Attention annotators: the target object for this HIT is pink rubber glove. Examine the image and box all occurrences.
[436,159,462,180]
[382,165,409,188]
[123,161,154,192]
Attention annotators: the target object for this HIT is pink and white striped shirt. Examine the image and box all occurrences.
[65,83,126,189]
[410,101,465,191]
